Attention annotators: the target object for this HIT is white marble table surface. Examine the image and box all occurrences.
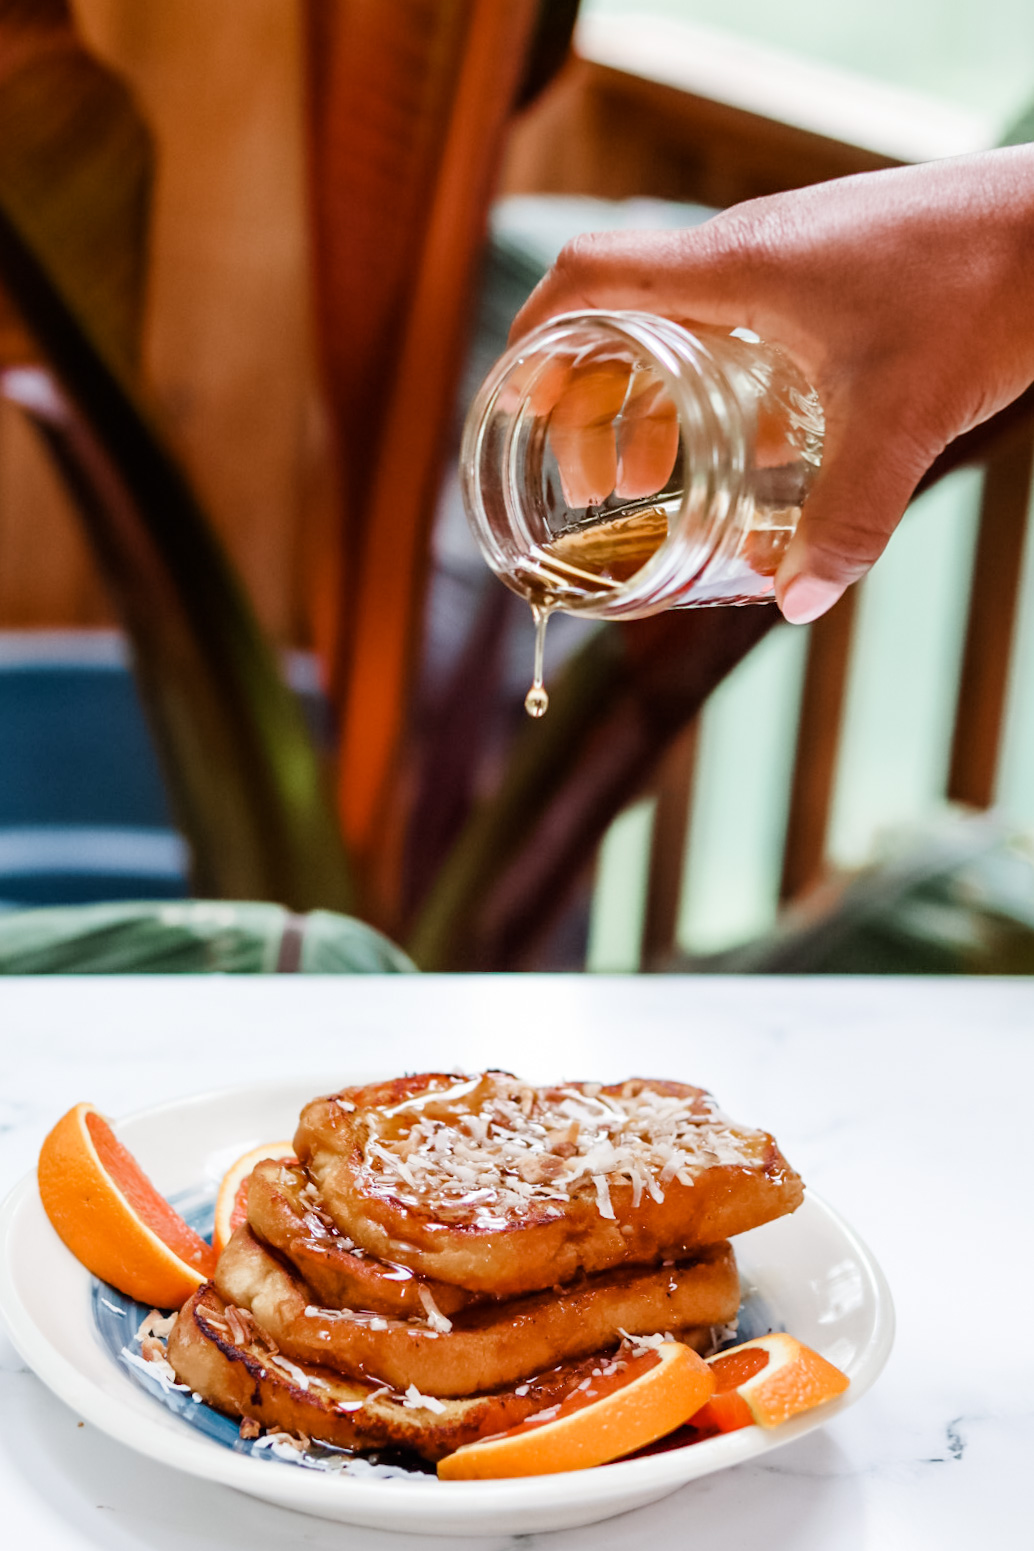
[1,974,1031,1550]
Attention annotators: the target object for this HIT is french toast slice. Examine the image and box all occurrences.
[246,1159,479,1317]
[215,1224,735,1398]
[168,1283,620,1464]
[294,1072,802,1297]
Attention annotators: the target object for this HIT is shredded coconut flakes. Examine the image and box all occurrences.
[618,1328,674,1358]
[592,1173,615,1220]
[357,1073,758,1226]
[135,1309,177,1342]
[416,1284,453,1334]
[401,1383,446,1414]
[120,1346,188,1393]
[273,1355,313,1391]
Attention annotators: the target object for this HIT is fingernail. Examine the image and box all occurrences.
[779,575,846,625]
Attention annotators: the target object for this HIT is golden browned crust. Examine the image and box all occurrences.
[167,1283,692,1463]
[294,1072,802,1297]
[246,1159,480,1317]
[215,1225,733,1397]
[163,1069,808,1465]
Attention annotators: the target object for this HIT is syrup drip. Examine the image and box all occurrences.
[520,508,670,718]
[524,605,550,718]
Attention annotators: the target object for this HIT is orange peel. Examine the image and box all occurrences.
[694,1332,849,1433]
[38,1102,216,1308]
[212,1141,295,1258]
[437,1341,715,1480]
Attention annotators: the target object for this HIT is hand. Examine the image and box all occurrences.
[510,148,1034,623]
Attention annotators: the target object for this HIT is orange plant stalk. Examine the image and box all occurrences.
[304,0,540,916]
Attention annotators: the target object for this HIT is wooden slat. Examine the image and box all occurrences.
[640,719,698,968]
[779,590,859,902]
[914,387,1034,497]
[574,13,989,167]
[502,57,900,209]
[947,425,1034,807]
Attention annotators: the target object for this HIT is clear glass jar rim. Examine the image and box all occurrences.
[461,310,749,617]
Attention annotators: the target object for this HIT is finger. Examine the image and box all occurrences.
[496,355,571,416]
[774,407,931,623]
[510,226,757,345]
[614,370,679,499]
[548,360,631,508]
[529,358,571,416]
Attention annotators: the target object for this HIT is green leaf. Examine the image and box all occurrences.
[0,900,415,974]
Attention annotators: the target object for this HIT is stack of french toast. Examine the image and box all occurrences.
[169,1071,803,1463]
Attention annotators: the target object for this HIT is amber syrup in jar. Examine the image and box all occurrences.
[460,311,824,715]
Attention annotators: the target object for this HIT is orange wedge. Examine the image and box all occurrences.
[693,1333,849,1433]
[438,1342,716,1480]
[38,1102,217,1308]
[212,1141,296,1257]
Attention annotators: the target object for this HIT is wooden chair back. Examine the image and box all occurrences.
[500,33,1034,967]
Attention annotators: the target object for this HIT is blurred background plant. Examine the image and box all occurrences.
[1,0,1033,974]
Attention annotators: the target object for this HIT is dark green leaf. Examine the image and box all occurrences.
[0,900,413,974]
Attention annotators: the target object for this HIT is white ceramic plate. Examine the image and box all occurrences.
[0,1078,894,1537]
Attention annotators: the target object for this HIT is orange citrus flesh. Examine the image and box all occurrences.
[38,1102,217,1308]
[692,1333,849,1434]
[212,1141,295,1258]
[227,1183,249,1241]
[437,1342,716,1480]
[692,1345,768,1433]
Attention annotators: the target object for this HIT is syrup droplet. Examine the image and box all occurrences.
[524,604,551,719]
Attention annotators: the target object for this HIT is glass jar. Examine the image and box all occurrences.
[460,311,824,620]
